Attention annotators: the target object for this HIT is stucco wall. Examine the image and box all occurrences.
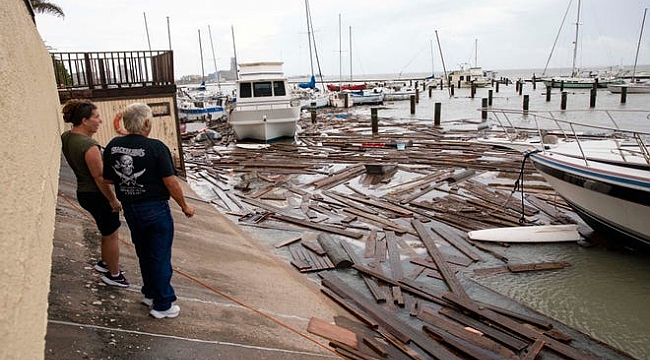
[0,1,63,359]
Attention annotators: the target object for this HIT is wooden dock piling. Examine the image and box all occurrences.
[450,84,455,97]
[523,95,529,115]
[561,91,567,110]
[481,98,488,120]
[371,108,378,135]
[546,86,552,102]
[495,81,499,93]
[434,102,441,126]
[410,95,416,114]
[488,89,493,106]
[621,86,627,103]
[589,88,597,108]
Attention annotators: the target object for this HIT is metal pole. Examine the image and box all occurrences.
[434,30,450,97]
[143,12,152,51]
[166,16,172,50]
[208,25,221,92]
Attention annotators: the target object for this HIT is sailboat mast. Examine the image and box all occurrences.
[304,0,314,76]
[430,39,435,75]
[632,8,648,81]
[571,0,581,77]
[349,26,353,81]
[474,38,478,68]
[231,25,239,80]
[198,29,205,83]
[435,30,450,97]
[143,12,152,51]
[208,25,221,92]
[338,14,342,91]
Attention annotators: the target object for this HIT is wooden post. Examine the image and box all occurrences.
[488,89,493,106]
[532,74,537,90]
[515,80,520,93]
[589,88,597,108]
[471,83,476,98]
[523,94,529,115]
[371,108,378,135]
[546,86,552,102]
[560,81,564,92]
[450,84,455,97]
[434,102,441,126]
[415,88,419,103]
[495,81,499,93]
[561,91,567,110]
[428,86,432,98]
[481,98,488,120]
[457,80,461,89]
[410,95,416,114]
[344,93,349,108]
[518,81,523,96]
[311,102,317,124]
[621,86,627,103]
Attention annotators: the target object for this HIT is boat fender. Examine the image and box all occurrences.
[113,113,128,135]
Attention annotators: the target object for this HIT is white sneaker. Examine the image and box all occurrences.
[141,297,153,307]
[150,304,180,319]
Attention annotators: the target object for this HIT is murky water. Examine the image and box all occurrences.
[190,79,650,359]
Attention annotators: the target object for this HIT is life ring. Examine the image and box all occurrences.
[113,113,128,135]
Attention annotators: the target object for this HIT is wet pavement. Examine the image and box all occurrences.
[45,161,343,360]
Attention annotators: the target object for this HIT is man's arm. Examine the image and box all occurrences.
[162,175,195,218]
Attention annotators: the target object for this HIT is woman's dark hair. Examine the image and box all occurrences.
[62,99,97,126]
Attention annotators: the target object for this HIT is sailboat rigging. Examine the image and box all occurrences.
[542,0,621,88]
[608,7,650,94]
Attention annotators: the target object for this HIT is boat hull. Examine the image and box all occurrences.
[542,79,613,88]
[607,84,650,94]
[228,103,300,141]
[530,152,650,249]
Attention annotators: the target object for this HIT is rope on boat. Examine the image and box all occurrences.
[511,149,542,224]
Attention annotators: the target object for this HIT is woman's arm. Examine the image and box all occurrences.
[85,145,121,212]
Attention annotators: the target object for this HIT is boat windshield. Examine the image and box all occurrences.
[240,81,287,98]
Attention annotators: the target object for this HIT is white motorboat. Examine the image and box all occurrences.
[177,98,225,122]
[228,62,301,141]
[607,80,650,94]
[527,117,650,250]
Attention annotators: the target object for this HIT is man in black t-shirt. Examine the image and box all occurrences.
[104,103,195,319]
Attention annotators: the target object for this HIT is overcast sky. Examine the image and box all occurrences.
[36,0,649,78]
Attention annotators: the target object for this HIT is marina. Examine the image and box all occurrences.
[182,78,650,360]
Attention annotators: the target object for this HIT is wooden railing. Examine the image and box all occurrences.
[51,50,174,90]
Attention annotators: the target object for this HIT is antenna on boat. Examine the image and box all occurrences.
[208,25,221,92]
[143,12,152,51]
[435,30,450,97]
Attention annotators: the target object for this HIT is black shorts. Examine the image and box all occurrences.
[77,192,121,236]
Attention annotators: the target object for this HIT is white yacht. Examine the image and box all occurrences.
[228,62,301,141]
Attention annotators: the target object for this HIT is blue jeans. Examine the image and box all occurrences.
[123,200,177,311]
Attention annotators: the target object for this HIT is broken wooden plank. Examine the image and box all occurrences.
[307,317,358,349]
[418,308,518,360]
[273,213,364,239]
[411,219,471,301]
[521,339,546,360]
[340,240,387,303]
[363,229,378,258]
[275,235,302,248]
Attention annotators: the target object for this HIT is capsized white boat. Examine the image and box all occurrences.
[228,62,301,141]
[468,225,581,243]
